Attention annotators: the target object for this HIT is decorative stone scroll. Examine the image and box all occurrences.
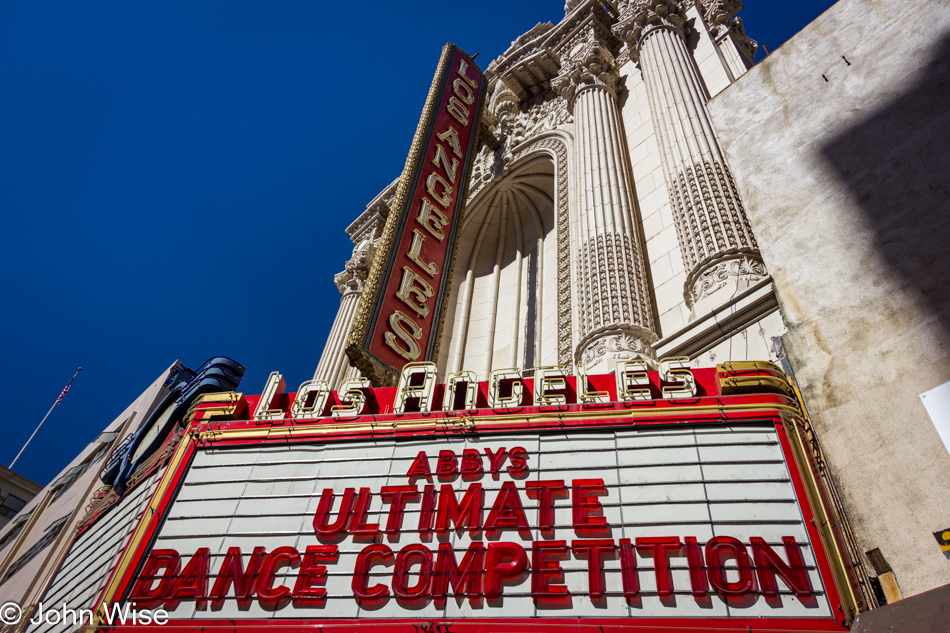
[577,323,658,367]
[688,253,767,308]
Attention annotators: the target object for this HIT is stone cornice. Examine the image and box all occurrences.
[487,0,617,102]
[486,29,561,102]
[547,0,618,58]
[345,179,396,246]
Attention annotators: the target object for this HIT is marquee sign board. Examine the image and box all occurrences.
[73,362,861,632]
[345,44,487,387]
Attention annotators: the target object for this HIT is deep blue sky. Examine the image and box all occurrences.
[1,1,838,486]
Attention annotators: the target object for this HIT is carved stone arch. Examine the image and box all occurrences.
[440,130,575,376]
[505,132,573,368]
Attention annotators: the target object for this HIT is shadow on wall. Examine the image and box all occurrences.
[819,33,950,340]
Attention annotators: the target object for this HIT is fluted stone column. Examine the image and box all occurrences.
[613,0,767,316]
[552,32,657,373]
[313,242,374,386]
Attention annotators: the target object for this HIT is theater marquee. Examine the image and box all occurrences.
[344,44,486,387]
[76,362,860,632]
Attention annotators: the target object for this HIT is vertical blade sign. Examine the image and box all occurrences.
[346,44,486,386]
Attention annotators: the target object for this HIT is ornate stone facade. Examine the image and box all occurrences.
[551,32,620,106]
[318,0,782,383]
[577,323,658,367]
[468,90,572,201]
[464,81,579,368]
[688,253,767,307]
[701,0,757,63]
[333,240,375,295]
[613,0,690,62]
[510,134,574,367]
[313,187,392,387]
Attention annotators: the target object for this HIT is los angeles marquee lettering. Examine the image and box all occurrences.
[129,448,814,609]
[252,358,699,422]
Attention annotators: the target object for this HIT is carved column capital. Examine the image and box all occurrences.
[613,0,689,61]
[701,0,757,63]
[552,33,621,105]
[334,241,376,295]
[333,269,362,295]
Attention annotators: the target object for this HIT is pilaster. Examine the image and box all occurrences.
[613,0,767,316]
[552,29,657,372]
[313,189,392,385]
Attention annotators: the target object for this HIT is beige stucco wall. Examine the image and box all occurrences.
[708,0,950,597]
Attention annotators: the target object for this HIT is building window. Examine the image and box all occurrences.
[0,494,27,519]
[0,516,68,585]
[50,442,112,502]
[0,512,31,552]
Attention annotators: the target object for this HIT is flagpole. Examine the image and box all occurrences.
[10,367,82,470]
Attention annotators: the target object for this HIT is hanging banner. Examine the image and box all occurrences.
[345,43,486,386]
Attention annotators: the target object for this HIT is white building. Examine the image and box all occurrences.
[318,0,781,411]
[0,366,177,621]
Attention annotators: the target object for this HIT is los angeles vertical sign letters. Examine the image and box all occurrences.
[346,44,486,386]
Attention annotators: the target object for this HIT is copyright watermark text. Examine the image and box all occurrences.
[0,601,168,627]
[0,602,21,626]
